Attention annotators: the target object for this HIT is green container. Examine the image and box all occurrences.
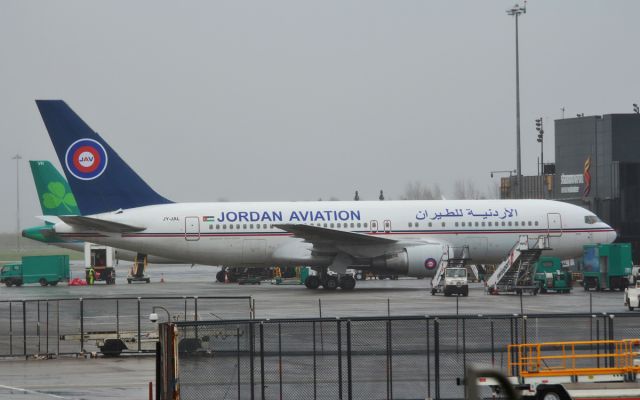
[534,257,572,293]
[0,255,70,287]
[582,243,632,290]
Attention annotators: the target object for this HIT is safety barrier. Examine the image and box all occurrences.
[157,312,640,400]
[0,296,253,358]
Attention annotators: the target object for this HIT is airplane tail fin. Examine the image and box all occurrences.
[35,100,172,215]
[29,160,81,216]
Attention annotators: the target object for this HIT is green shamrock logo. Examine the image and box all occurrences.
[43,181,77,212]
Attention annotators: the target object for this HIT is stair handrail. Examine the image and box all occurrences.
[487,235,530,287]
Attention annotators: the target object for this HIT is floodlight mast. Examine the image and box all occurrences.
[507,2,526,198]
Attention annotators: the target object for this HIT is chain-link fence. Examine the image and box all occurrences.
[0,296,252,358]
[160,312,640,400]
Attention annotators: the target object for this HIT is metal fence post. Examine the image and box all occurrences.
[313,321,317,400]
[426,318,431,398]
[116,299,120,339]
[249,322,255,400]
[278,323,283,400]
[434,318,440,400]
[596,318,600,368]
[609,315,615,367]
[22,300,27,358]
[57,301,60,356]
[347,320,352,400]
[46,300,49,355]
[137,297,142,352]
[337,318,343,400]
[9,301,13,356]
[490,320,495,366]
[260,322,265,400]
[237,327,241,400]
[79,297,84,353]
[37,300,41,355]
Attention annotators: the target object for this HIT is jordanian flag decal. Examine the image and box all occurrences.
[203,216,216,222]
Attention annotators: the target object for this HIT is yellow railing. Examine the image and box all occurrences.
[508,339,640,377]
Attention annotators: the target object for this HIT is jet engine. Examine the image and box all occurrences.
[370,244,444,278]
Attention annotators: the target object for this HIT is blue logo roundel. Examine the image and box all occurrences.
[424,258,437,270]
[65,138,109,180]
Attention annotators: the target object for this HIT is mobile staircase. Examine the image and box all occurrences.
[431,245,471,296]
[487,235,550,295]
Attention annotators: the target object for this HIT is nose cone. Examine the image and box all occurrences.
[607,227,617,243]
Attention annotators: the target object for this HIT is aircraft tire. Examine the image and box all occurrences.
[324,276,339,290]
[39,278,48,287]
[305,276,320,289]
[339,276,356,290]
[5,281,12,287]
[216,271,225,283]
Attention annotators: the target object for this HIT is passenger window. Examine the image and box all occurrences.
[409,222,413,227]
[209,224,213,230]
[475,222,479,227]
[455,222,459,227]
[350,223,354,228]
[357,223,361,228]
[535,221,539,226]
[236,224,240,229]
[508,221,512,226]
[428,222,432,227]
[488,222,492,226]
[481,222,485,227]
[323,223,327,228]
[415,222,419,228]
[364,223,368,228]
[441,222,446,227]
[250,224,254,229]
[515,221,519,226]
[216,224,220,229]
[330,223,335,228]
[229,224,233,229]
[243,224,247,229]
[461,222,465,227]
[263,224,268,229]
[502,222,506,227]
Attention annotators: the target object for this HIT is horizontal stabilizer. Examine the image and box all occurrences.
[59,215,145,233]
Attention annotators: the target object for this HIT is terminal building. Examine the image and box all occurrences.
[501,113,640,262]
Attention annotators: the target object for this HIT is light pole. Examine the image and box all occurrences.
[535,118,544,176]
[507,2,526,198]
[11,154,22,254]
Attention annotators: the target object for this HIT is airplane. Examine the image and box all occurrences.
[23,160,181,264]
[35,100,617,290]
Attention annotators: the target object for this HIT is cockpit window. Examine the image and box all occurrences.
[584,215,600,224]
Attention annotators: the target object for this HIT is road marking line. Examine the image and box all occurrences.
[0,384,66,399]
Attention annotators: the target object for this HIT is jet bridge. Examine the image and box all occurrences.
[487,235,550,295]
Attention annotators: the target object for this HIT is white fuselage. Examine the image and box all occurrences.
[53,199,616,269]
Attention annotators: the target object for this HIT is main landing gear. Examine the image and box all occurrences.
[304,268,356,290]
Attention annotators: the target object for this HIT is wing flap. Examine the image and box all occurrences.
[275,224,396,245]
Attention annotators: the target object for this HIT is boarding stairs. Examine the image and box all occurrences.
[487,235,550,295]
[431,245,470,293]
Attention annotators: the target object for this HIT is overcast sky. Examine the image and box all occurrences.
[1,0,639,233]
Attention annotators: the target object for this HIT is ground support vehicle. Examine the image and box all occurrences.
[431,246,470,296]
[476,339,640,400]
[127,254,150,283]
[625,282,640,311]
[583,243,633,291]
[84,243,116,285]
[533,256,572,294]
[0,255,70,287]
[629,266,640,286]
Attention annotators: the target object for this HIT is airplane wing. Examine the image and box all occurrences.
[58,215,146,233]
[275,223,396,245]
[275,223,445,261]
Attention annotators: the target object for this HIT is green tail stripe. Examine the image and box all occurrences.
[29,160,80,216]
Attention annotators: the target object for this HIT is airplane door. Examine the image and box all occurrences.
[547,213,562,237]
[185,216,200,241]
[370,220,379,233]
[383,220,391,233]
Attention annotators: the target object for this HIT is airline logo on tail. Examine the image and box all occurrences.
[65,138,108,180]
